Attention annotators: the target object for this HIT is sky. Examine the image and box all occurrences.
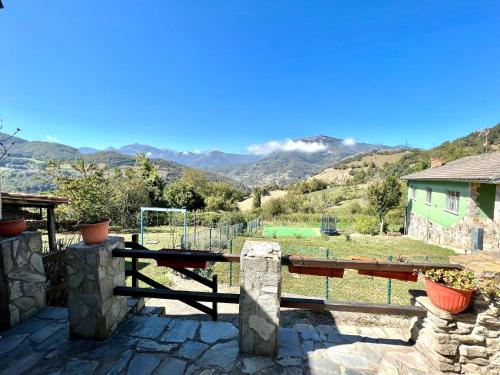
[0,1,499,154]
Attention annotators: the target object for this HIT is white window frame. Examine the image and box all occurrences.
[445,190,460,214]
[410,186,417,200]
[425,187,432,205]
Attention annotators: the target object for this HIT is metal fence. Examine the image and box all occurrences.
[185,217,261,251]
[221,244,450,306]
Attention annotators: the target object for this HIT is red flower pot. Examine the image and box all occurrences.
[0,218,27,236]
[157,259,208,269]
[288,265,344,278]
[358,269,418,282]
[80,218,111,245]
[424,278,473,314]
[352,256,417,282]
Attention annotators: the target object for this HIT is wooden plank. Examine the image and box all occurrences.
[113,248,460,272]
[283,256,460,272]
[46,207,57,252]
[172,267,214,288]
[113,286,240,304]
[132,272,215,316]
[280,297,427,317]
[113,248,240,263]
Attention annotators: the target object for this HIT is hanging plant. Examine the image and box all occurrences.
[352,256,418,282]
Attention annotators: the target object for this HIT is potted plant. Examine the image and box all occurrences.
[288,255,344,278]
[352,256,418,282]
[422,269,475,314]
[80,217,111,245]
[0,123,25,236]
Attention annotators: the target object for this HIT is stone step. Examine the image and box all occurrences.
[138,305,166,317]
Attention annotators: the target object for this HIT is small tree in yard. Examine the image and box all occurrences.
[0,119,21,221]
[252,187,262,209]
[367,175,402,235]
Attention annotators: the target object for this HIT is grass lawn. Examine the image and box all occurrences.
[213,234,455,305]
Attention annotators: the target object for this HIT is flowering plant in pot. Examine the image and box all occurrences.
[422,269,476,314]
[0,122,25,237]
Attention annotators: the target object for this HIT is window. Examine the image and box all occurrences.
[425,187,432,205]
[410,186,417,200]
[445,190,460,213]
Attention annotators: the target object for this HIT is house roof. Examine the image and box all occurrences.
[402,152,500,184]
[1,192,69,207]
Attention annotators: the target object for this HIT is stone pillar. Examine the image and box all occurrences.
[0,232,46,330]
[414,296,500,374]
[66,236,127,340]
[239,240,281,357]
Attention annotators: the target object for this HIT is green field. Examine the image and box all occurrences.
[263,225,321,238]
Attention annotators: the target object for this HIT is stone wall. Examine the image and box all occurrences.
[407,211,499,252]
[413,296,500,374]
[0,232,46,330]
[66,236,128,340]
[239,240,282,357]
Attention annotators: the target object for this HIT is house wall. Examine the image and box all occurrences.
[406,181,469,228]
[407,180,499,251]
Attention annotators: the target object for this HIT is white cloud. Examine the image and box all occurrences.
[145,151,152,157]
[247,139,328,155]
[343,138,356,146]
[45,135,58,143]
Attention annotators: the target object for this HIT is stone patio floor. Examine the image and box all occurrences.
[0,306,436,375]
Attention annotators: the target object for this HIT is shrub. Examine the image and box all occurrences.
[354,214,380,235]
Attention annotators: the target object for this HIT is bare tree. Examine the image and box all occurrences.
[0,118,21,220]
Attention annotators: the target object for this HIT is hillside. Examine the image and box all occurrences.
[0,135,244,193]
[79,143,262,169]
[308,124,500,185]
[215,136,398,186]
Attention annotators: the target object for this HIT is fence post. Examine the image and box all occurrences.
[324,248,329,301]
[228,239,233,287]
[386,255,393,304]
[209,228,212,251]
[212,274,218,321]
[131,234,139,288]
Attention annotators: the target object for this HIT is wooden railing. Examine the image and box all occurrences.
[112,245,462,319]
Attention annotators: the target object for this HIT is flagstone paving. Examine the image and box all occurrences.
[0,306,437,374]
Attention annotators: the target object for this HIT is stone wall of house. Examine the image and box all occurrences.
[413,296,500,374]
[407,212,499,252]
[0,232,46,330]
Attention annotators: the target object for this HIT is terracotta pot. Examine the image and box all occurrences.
[80,218,111,245]
[0,218,27,236]
[288,265,344,278]
[353,256,418,282]
[424,278,473,314]
[157,259,208,269]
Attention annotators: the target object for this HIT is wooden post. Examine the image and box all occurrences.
[131,234,139,288]
[46,206,57,252]
[212,274,218,321]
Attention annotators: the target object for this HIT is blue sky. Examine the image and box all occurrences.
[1,1,499,154]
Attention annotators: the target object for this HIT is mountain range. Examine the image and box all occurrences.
[78,144,262,169]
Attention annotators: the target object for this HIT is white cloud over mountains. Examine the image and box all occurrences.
[343,138,356,146]
[247,139,328,155]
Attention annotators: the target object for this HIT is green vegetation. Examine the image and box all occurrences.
[367,176,403,234]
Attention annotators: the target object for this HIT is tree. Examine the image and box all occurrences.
[367,176,402,234]
[252,187,262,209]
[163,181,205,210]
[0,120,21,220]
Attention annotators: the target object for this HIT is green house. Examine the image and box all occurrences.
[402,153,500,252]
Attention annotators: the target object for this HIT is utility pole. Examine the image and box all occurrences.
[478,129,490,153]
